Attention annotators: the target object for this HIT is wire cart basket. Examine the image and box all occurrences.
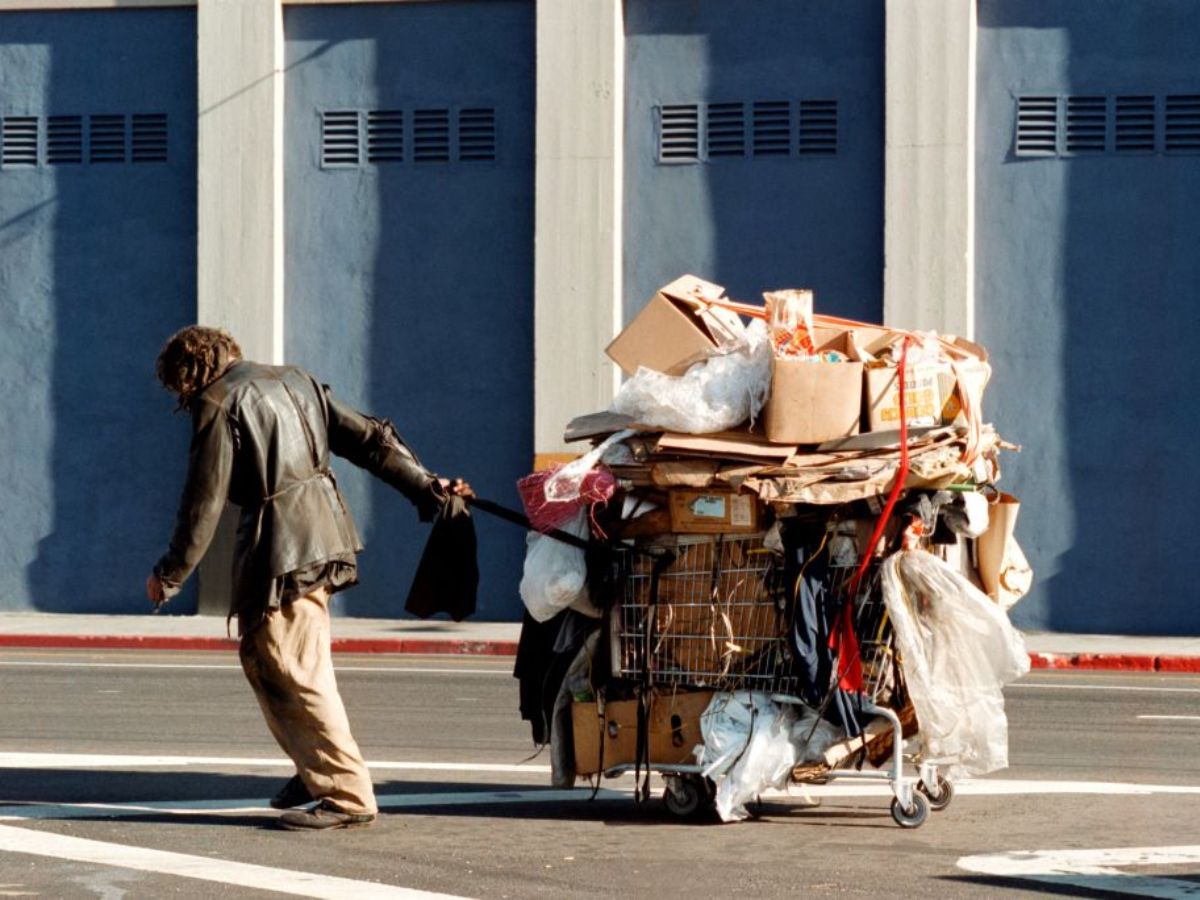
[603,533,952,827]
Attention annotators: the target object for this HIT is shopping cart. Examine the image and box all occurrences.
[600,533,951,827]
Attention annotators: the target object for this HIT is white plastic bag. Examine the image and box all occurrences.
[697,692,797,822]
[881,550,1030,778]
[610,320,771,434]
[544,429,634,503]
[518,510,593,622]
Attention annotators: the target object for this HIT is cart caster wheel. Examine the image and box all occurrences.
[918,774,954,812]
[891,793,929,829]
[663,776,710,818]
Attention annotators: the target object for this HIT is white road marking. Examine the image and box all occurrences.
[1138,715,1200,721]
[958,845,1200,898]
[0,752,550,773]
[1013,682,1200,694]
[0,661,507,675]
[0,824,465,899]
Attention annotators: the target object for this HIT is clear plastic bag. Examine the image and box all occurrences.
[881,549,1030,778]
[518,510,593,622]
[610,320,771,434]
[698,692,797,822]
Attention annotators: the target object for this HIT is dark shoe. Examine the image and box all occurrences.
[277,800,376,831]
[269,775,314,810]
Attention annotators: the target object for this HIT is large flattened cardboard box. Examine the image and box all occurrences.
[573,691,713,776]
[606,275,744,376]
[763,330,864,444]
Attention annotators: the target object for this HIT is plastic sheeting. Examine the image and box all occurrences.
[697,692,797,822]
[881,550,1030,778]
[610,320,772,434]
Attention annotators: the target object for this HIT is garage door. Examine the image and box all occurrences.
[284,1,535,620]
[0,9,198,613]
[623,0,884,322]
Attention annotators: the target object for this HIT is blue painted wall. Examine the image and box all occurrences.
[977,1,1200,634]
[0,10,198,613]
[623,0,884,322]
[283,1,534,620]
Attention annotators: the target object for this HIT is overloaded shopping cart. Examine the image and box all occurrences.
[504,274,1031,829]
[584,532,952,827]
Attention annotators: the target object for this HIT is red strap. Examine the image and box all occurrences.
[831,336,912,693]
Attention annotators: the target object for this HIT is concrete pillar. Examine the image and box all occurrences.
[883,0,976,339]
[533,0,624,466]
[196,0,284,612]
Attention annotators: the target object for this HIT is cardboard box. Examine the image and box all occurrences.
[573,691,713,776]
[763,332,864,445]
[864,363,947,431]
[667,488,760,534]
[606,275,745,376]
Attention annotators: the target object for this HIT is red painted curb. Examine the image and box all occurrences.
[0,633,519,656]
[1,635,1196,669]
[1029,651,1200,674]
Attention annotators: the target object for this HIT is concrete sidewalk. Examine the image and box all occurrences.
[1,612,1198,672]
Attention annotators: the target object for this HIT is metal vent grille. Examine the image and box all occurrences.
[1114,96,1156,153]
[413,108,451,163]
[658,104,700,163]
[321,110,360,167]
[752,100,791,156]
[1165,95,1200,153]
[458,108,496,162]
[89,115,126,163]
[1015,96,1058,156]
[366,110,403,163]
[1065,96,1107,153]
[1,116,39,167]
[46,116,83,165]
[131,113,168,163]
[798,99,838,155]
[706,103,745,159]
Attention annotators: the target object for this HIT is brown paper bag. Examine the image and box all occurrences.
[976,493,1033,610]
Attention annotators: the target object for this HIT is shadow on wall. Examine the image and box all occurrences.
[977,1,1200,635]
[622,0,884,322]
[14,9,199,613]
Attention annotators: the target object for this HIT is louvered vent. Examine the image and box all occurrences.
[321,111,360,167]
[413,108,450,163]
[458,108,496,162]
[658,104,699,163]
[131,113,168,163]
[366,110,403,163]
[1,116,39,167]
[798,100,838,155]
[1165,95,1200,153]
[752,101,791,156]
[706,103,745,159]
[1065,96,1106,153]
[46,116,83,165]
[89,115,126,163]
[1015,96,1058,156]
[1114,96,1156,153]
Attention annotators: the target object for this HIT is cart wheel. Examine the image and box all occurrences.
[890,793,929,829]
[918,774,954,812]
[662,776,708,818]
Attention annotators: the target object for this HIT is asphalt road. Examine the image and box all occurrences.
[1,648,1199,899]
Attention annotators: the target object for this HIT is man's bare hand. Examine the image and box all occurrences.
[439,477,475,500]
[146,573,168,612]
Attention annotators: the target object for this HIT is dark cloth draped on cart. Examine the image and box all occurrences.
[514,609,597,745]
[782,522,864,738]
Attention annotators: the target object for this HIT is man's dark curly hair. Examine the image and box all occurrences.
[155,325,242,409]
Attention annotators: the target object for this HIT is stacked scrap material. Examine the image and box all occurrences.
[512,275,1032,826]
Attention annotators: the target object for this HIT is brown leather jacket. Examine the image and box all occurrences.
[153,360,442,625]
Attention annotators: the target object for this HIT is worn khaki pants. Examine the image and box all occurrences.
[239,588,377,815]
